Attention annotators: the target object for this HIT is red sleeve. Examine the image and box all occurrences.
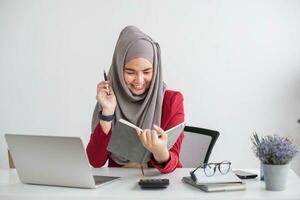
[150,91,185,173]
[86,123,112,167]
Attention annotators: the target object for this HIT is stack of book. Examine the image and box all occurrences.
[182,170,246,192]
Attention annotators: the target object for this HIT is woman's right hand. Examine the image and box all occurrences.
[96,81,116,115]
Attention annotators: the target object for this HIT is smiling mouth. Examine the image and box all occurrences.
[132,85,144,90]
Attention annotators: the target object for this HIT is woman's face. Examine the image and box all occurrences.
[124,58,153,95]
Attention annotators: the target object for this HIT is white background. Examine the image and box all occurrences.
[0,0,299,175]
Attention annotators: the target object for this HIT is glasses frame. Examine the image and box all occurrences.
[190,160,232,182]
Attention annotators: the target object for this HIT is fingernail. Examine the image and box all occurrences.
[153,124,158,128]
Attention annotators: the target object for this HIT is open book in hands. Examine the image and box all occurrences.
[107,119,185,164]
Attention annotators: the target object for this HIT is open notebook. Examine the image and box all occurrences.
[108,119,185,164]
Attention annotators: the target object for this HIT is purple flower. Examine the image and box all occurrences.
[251,134,298,165]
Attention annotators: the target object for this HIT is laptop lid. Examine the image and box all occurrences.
[5,134,120,188]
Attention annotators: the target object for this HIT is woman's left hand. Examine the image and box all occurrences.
[136,125,170,164]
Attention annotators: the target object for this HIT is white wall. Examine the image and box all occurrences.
[1,0,300,175]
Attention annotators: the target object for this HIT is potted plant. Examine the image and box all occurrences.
[251,133,297,191]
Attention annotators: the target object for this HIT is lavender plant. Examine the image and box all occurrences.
[251,133,297,165]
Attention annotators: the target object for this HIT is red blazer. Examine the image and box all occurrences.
[86,90,185,173]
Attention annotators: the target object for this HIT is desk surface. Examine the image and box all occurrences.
[0,168,300,200]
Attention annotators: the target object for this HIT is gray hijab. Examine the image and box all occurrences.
[91,26,166,163]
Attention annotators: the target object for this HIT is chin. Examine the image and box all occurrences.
[132,90,145,95]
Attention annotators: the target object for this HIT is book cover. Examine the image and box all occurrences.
[193,170,243,185]
[182,176,246,192]
[107,119,185,164]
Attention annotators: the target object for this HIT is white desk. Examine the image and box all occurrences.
[0,168,300,200]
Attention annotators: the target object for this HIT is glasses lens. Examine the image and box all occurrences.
[219,161,231,174]
[204,163,215,176]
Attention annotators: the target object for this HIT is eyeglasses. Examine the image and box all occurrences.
[190,160,231,182]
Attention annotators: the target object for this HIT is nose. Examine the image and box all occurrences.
[135,73,143,84]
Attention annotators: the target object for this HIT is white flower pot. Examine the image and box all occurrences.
[262,163,290,191]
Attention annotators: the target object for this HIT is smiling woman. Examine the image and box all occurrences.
[86,26,185,174]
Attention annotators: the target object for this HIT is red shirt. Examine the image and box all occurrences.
[86,90,185,173]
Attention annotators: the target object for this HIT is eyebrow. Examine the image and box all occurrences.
[124,67,153,71]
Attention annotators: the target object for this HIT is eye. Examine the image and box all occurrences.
[125,71,135,75]
[143,70,152,75]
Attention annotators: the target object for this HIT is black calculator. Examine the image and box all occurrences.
[138,178,170,189]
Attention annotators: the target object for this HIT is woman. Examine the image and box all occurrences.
[86,26,184,173]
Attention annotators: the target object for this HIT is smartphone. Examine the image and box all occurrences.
[233,170,258,179]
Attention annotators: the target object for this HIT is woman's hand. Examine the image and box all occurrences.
[136,125,170,164]
[96,81,116,115]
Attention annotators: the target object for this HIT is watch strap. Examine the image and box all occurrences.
[98,111,114,122]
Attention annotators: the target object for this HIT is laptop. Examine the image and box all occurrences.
[5,134,120,189]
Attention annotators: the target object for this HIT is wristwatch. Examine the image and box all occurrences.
[98,111,114,122]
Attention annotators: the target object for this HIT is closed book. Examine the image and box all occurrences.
[182,176,246,192]
[192,170,243,185]
[107,119,185,164]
